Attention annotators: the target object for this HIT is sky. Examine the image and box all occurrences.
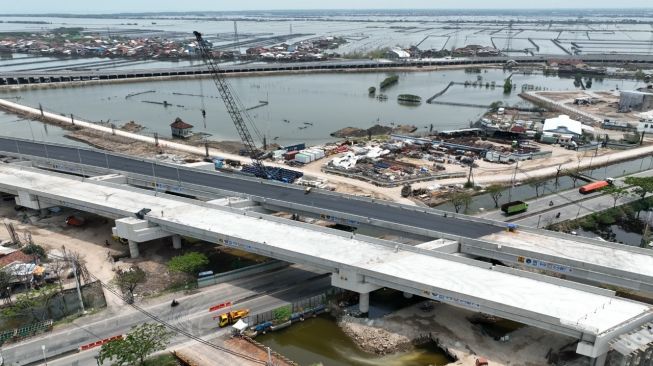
[3,0,653,14]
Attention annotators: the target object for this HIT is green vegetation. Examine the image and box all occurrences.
[634,69,646,80]
[21,243,47,260]
[624,176,653,198]
[397,94,421,103]
[401,184,412,198]
[115,266,146,304]
[2,285,59,321]
[143,354,179,366]
[450,191,473,213]
[380,75,399,90]
[602,185,628,208]
[343,48,388,59]
[167,252,209,275]
[489,101,504,112]
[98,323,173,366]
[273,305,292,323]
[503,78,513,94]
[368,86,376,95]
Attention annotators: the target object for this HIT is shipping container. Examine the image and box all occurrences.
[294,153,313,164]
[284,143,306,152]
[283,150,299,160]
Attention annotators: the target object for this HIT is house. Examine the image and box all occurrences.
[170,118,194,138]
[0,249,37,285]
[385,47,410,59]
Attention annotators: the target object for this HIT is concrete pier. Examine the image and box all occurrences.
[128,239,140,258]
[173,234,182,250]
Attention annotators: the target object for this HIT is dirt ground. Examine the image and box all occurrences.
[174,336,295,366]
[535,90,648,124]
[0,202,224,313]
[342,301,585,366]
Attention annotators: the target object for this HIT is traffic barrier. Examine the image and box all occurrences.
[78,335,123,352]
[208,301,232,313]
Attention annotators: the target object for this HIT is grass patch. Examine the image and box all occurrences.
[144,354,180,366]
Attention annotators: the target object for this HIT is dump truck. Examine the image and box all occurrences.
[578,178,614,194]
[500,201,528,215]
[217,309,249,327]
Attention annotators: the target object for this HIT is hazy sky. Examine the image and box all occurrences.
[3,0,653,14]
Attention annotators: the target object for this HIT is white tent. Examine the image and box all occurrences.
[232,319,248,333]
[543,115,583,136]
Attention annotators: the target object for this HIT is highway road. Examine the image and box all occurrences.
[2,265,330,366]
[481,169,653,228]
[0,137,501,239]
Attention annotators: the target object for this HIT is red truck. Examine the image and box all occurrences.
[578,178,614,194]
[65,215,86,227]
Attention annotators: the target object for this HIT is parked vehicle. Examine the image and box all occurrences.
[65,215,85,226]
[218,309,249,327]
[475,358,489,366]
[500,201,528,215]
[578,178,614,194]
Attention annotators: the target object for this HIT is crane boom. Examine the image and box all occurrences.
[193,31,268,177]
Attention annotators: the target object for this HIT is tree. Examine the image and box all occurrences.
[564,168,581,187]
[489,101,504,112]
[602,185,628,208]
[167,252,209,276]
[98,323,172,366]
[115,266,146,304]
[625,176,653,199]
[401,184,412,198]
[486,184,504,208]
[450,191,472,213]
[0,269,13,304]
[503,78,513,94]
[527,178,547,198]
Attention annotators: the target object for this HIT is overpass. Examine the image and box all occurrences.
[1,137,653,297]
[1,53,652,86]
[0,162,651,365]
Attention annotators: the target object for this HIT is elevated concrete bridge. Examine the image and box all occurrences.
[0,162,651,365]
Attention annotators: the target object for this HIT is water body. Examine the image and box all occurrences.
[257,315,452,366]
[0,69,645,146]
[436,155,653,214]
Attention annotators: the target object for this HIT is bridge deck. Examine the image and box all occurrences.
[0,164,650,340]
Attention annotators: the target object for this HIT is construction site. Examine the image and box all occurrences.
[2,9,653,366]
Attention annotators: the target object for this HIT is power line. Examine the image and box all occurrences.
[48,254,266,364]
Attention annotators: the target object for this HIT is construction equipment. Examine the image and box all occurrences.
[193,31,302,183]
[217,309,249,327]
[193,31,267,178]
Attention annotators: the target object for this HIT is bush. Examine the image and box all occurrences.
[21,244,47,260]
[596,212,616,225]
[167,252,209,275]
[579,216,597,231]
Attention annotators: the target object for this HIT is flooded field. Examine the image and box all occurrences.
[0,68,646,146]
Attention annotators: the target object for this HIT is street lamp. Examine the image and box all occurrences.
[41,345,47,365]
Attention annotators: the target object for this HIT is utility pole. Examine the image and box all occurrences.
[466,164,474,187]
[38,103,44,119]
[70,114,75,126]
[71,259,85,314]
[508,160,519,202]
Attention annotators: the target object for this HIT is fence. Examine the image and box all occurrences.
[0,319,53,346]
[322,167,466,187]
[246,293,329,326]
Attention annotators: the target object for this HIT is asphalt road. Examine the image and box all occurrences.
[2,265,329,366]
[0,137,501,238]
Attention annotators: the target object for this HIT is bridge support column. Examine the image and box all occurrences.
[128,240,140,258]
[331,268,380,317]
[172,235,182,250]
[590,353,607,366]
[359,292,370,314]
